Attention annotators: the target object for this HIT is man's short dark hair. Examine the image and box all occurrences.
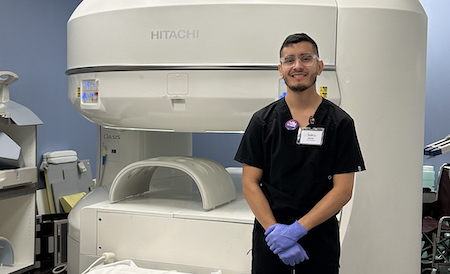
[280,33,319,57]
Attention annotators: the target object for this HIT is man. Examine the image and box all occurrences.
[234,33,365,273]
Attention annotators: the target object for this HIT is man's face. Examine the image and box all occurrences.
[278,41,323,93]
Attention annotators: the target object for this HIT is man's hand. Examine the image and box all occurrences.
[264,221,308,254]
[278,243,309,266]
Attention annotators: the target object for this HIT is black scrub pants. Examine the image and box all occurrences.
[251,219,340,274]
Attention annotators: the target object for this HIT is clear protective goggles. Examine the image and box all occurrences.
[280,54,319,68]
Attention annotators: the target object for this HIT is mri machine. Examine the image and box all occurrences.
[66,0,427,273]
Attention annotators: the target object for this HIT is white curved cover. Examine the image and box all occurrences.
[67,0,338,132]
[109,156,236,210]
[67,0,337,69]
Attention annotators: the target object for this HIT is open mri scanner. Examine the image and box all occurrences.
[66,1,427,273]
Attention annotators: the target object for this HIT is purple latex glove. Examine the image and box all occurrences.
[278,242,309,266]
[265,221,308,254]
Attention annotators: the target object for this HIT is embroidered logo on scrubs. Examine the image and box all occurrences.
[285,119,299,130]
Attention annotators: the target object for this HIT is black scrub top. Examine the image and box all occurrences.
[235,98,365,217]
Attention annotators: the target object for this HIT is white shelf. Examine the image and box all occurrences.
[0,123,38,274]
[0,167,37,190]
[0,192,35,274]
[0,263,34,274]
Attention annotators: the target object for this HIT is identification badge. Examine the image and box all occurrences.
[297,127,325,146]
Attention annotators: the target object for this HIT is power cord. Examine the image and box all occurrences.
[52,264,67,274]
[96,143,108,188]
[81,252,116,274]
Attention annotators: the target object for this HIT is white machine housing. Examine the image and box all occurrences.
[67,0,340,132]
[67,1,427,274]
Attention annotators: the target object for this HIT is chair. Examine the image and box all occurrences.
[422,163,450,273]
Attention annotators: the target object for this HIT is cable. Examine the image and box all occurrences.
[81,252,116,274]
[101,144,108,166]
[52,264,67,274]
[96,143,108,189]
[81,255,105,274]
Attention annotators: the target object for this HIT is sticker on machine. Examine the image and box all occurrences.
[319,86,328,98]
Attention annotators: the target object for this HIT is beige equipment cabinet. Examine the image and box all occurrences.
[0,71,42,274]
